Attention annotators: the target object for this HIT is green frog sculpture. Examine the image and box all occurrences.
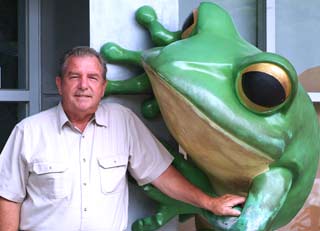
[100,2,320,231]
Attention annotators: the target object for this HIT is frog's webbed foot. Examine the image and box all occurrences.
[136,6,181,46]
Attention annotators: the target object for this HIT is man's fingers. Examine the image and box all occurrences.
[223,207,241,216]
[210,194,246,216]
[227,195,246,206]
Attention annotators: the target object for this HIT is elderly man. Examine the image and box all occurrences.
[0,46,245,231]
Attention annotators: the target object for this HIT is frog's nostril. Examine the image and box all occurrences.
[242,71,286,107]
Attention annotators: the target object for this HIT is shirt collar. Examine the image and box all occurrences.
[56,102,108,133]
[57,102,70,133]
[95,103,108,127]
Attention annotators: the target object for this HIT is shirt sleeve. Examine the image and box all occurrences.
[126,110,174,186]
[0,125,28,202]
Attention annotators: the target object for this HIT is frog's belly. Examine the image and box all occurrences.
[145,64,273,196]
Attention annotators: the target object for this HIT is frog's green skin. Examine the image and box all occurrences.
[100,3,320,231]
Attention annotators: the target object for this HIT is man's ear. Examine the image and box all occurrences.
[55,76,62,95]
[102,80,107,97]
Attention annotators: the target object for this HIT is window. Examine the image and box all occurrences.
[0,0,89,151]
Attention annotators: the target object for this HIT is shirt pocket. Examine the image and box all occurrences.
[31,162,71,199]
[97,155,128,194]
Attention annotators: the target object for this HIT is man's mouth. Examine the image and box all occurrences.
[75,94,92,98]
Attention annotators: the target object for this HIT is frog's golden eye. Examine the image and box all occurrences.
[236,63,292,113]
[181,9,198,39]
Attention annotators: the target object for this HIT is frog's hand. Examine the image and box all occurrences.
[132,183,202,231]
[135,6,181,46]
[228,167,293,231]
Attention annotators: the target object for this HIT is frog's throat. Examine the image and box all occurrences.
[144,63,273,195]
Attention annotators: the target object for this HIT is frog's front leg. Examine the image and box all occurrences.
[227,167,293,231]
[135,6,181,46]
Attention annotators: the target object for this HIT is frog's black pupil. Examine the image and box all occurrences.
[182,12,194,32]
[242,71,286,107]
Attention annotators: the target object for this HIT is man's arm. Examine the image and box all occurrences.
[152,165,245,216]
[0,197,21,231]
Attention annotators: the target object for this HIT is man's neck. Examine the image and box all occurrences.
[64,110,95,133]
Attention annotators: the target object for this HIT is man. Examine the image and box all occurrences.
[0,46,245,231]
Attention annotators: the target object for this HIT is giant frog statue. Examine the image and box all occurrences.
[100,2,320,231]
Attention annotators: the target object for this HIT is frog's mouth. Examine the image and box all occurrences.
[143,63,273,195]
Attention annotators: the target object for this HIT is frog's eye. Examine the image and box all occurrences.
[236,63,292,113]
[181,9,198,39]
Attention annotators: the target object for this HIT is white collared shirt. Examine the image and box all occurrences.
[0,102,173,231]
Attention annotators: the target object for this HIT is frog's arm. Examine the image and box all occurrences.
[228,167,293,231]
[135,6,181,46]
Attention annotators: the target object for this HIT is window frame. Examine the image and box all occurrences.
[263,0,320,102]
[0,0,41,116]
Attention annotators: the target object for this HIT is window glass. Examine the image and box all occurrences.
[0,102,26,151]
[275,0,320,75]
[0,0,25,89]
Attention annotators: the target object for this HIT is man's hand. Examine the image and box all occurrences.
[152,165,246,217]
[206,194,245,216]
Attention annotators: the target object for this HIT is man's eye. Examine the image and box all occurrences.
[89,76,98,81]
[69,75,79,79]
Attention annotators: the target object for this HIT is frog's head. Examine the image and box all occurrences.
[179,2,298,114]
[142,2,317,172]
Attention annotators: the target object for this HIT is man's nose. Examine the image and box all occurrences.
[79,77,89,89]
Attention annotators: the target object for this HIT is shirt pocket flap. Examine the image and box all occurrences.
[32,162,68,174]
[98,155,127,169]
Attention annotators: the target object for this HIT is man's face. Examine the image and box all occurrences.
[56,55,107,117]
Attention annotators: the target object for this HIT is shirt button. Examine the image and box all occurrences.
[84,208,87,212]
[83,182,87,186]
[82,135,85,138]
[83,158,86,162]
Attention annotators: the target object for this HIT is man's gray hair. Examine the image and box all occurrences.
[59,46,107,78]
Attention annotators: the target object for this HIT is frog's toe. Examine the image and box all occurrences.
[131,215,163,231]
[136,6,157,27]
[142,98,160,119]
[100,42,124,61]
